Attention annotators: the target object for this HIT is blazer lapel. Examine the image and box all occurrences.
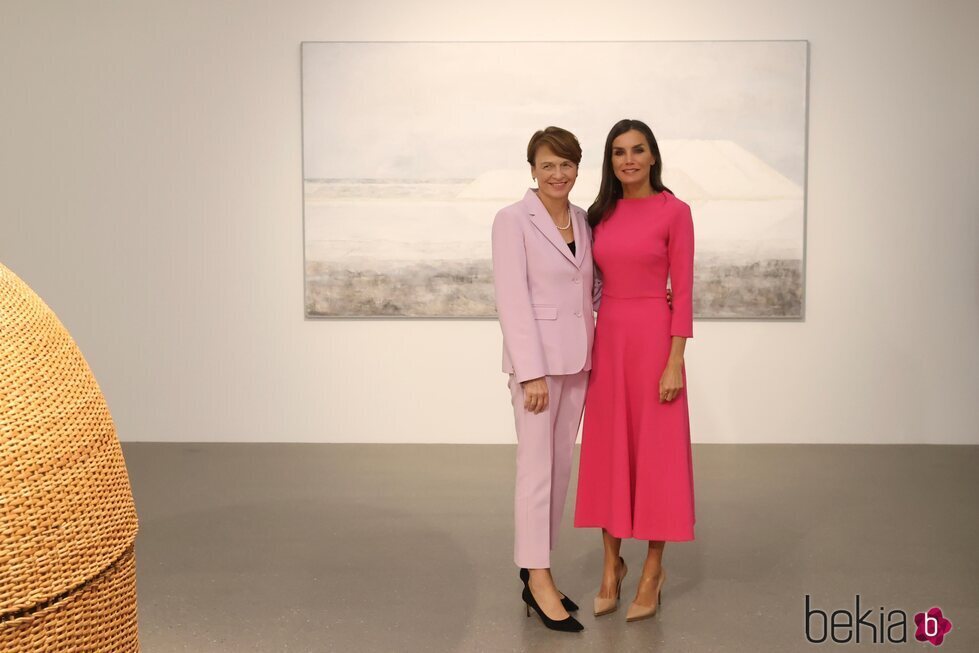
[524,189,578,266]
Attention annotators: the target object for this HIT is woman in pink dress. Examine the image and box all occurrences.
[574,119,695,623]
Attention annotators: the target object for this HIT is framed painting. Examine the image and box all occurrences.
[302,41,808,318]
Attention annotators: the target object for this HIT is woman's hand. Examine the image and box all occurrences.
[659,361,683,403]
[666,288,673,309]
[522,377,549,414]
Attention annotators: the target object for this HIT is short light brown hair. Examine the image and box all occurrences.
[527,126,582,166]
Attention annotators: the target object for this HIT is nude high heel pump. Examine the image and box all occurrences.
[593,556,627,617]
[626,568,666,623]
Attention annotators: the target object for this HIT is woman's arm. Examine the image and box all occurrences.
[491,211,547,385]
[659,337,687,403]
[668,205,694,339]
[592,266,603,312]
[660,205,694,403]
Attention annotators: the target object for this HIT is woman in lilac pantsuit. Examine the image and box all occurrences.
[491,127,596,633]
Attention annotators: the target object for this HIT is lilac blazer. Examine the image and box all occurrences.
[491,189,598,383]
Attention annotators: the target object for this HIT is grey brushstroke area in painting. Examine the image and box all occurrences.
[302,41,808,318]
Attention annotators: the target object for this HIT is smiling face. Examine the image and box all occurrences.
[531,144,578,202]
[610,129,655,188]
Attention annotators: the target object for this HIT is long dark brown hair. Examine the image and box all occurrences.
[587,119,671,228]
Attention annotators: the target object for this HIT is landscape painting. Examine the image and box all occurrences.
[302,41,808,318]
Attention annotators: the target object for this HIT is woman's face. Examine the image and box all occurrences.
[531,144,578,203]
[610,130,655,186]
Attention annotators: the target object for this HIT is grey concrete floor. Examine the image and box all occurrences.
[124,443,978,652]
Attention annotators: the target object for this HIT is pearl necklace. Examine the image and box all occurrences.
[555,206,572,230]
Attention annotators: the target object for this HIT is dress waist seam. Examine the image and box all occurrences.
[601,292,668,300]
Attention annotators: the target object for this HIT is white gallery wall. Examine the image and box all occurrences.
[1,0,976,444]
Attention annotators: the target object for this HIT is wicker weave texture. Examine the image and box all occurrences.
[0,545,139,652]
[0,262,139,645]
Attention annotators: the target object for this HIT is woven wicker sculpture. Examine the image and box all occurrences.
[0,262,139,651]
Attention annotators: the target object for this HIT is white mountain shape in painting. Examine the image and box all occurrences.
[458,139,801,202]
[458,139,803,258]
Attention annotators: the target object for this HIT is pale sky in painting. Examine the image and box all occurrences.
[302,41,807,184]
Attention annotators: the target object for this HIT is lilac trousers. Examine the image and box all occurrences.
[508,370,588,568]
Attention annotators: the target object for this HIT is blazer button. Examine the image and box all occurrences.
[573,276,581,284]
[575,310,582,317]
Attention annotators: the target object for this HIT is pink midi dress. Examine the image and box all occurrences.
[573,190,696,541]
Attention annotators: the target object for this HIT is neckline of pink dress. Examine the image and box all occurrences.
[615,192,670,214]
[620,190,669,202]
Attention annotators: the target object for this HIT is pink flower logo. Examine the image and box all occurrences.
[914,607,953,646]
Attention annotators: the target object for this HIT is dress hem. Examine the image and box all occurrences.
[573,521,695,542]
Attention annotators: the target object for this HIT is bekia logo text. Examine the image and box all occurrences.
[805,595,953,646]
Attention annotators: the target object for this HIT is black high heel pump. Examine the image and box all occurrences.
[522,585,584,632]
[519,568,579,612]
